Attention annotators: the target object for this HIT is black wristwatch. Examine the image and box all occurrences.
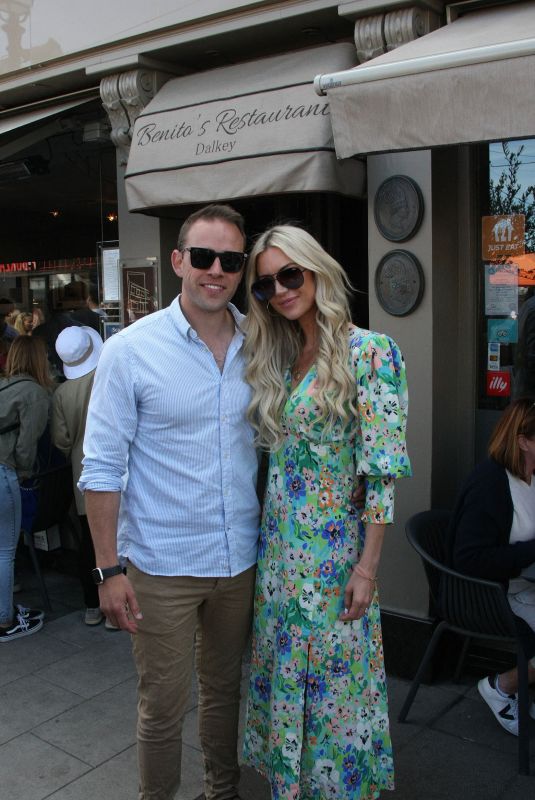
[92,565,124,585]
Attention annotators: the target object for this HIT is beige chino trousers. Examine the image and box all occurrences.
[128,562,256,800]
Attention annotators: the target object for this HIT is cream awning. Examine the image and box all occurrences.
[125,44,365,212]
[315,1,535,157]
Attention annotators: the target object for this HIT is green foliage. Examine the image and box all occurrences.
[489,142,535,252]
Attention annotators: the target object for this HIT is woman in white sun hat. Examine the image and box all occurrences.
[51,326,107,627]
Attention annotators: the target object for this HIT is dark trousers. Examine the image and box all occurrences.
[78,514,99,608]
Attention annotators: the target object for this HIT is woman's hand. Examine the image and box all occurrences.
[350,480,365,509]
[339,522,386,621]
[340,568,375,621]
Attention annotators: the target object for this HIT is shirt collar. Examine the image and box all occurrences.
[170,295,245,340]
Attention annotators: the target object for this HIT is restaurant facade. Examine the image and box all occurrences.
[1,0,533,671]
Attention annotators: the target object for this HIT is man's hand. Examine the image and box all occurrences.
[98,573,143,634]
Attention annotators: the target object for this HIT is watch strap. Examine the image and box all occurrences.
[92,565,124,584]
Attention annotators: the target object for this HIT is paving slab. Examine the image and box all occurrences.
[44,611,130,647]
[44,744,138,800]
[432,691,528,756]
[33,676,138,767]
[0,674,84,744]
[387,674,469,752]
[390,727,521,799]
[237,765,271,800]
[34,637,136,699]
[0,628,83,687]
[0,732,90,800]
[498,772,535,800]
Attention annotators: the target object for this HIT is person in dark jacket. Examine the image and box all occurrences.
[0,337,52,642]
[448,397,535,735]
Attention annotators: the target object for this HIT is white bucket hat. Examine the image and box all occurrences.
[55,325,103,380]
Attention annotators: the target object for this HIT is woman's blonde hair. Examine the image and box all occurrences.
[244,225,356,450]
[14,312,33,335]
[5,335,53,389]
[488,397,535,479]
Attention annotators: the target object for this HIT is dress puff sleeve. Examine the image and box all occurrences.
[350,327,412,525]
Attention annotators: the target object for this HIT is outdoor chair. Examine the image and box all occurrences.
[20,463,74,611]
[398,509,531,776]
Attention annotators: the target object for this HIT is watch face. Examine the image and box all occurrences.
[375,250,425,316]
[374,175,424,243]
[92,568,104,585]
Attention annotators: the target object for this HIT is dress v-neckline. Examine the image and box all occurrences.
[288,363,315,394]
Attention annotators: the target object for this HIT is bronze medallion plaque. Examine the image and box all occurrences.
[375,250,425,317]
[374,175,424,242]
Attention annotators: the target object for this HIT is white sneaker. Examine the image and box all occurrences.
[478,675,519,735]
[105,617,120,631]
[84,607,104,626]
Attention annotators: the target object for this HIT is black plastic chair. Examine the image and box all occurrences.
[398,509,531,775]
[20,464,74,610]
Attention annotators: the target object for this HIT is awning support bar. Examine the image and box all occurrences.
[314,37,535,95]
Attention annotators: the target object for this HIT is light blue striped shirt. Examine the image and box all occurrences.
[79,297,260,577]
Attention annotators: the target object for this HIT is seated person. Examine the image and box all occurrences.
[448,397,535,735]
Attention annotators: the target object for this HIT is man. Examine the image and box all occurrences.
[79,204,260,800]
[61,279,101,332]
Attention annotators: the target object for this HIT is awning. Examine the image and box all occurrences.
[0,95,97,160]
[314,1,535,157]
[125,44,365,212]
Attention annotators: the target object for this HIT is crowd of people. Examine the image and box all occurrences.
[0,288,107,642]
[2,202,534,800]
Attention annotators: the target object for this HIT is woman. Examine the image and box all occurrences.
[14,312,34,336]
[448,397,535,736]
[242,226,411,800]
[0,336,52,642]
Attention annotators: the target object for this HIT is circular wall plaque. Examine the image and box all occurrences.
[375,250,424,317]
[374,175,424,242]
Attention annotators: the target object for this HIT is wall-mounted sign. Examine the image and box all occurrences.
[487,318,518,344]
[121,261,158,326]
[0,261,37,273]
[487,342,501,371]
[374,175,424,243]
[484,262,518,316]
[0,257,95,275]
[102,322,123,340]
[102,247,120,303]
[375,250,424,316]
[482,214,525,260]
[486,370,511,397]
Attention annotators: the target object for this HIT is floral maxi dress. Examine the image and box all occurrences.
[243,326,412,800]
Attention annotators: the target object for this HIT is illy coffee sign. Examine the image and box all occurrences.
[486,371,511,396]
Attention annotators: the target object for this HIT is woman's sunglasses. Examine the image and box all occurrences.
[251,265,306,302]
[182,247,247,273]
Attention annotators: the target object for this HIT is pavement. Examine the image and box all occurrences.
[1,562,535,800]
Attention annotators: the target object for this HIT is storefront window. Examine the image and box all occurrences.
[479,138,535,409]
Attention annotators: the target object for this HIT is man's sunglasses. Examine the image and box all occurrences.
[182,247,247,273]
[251,265,306,302]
